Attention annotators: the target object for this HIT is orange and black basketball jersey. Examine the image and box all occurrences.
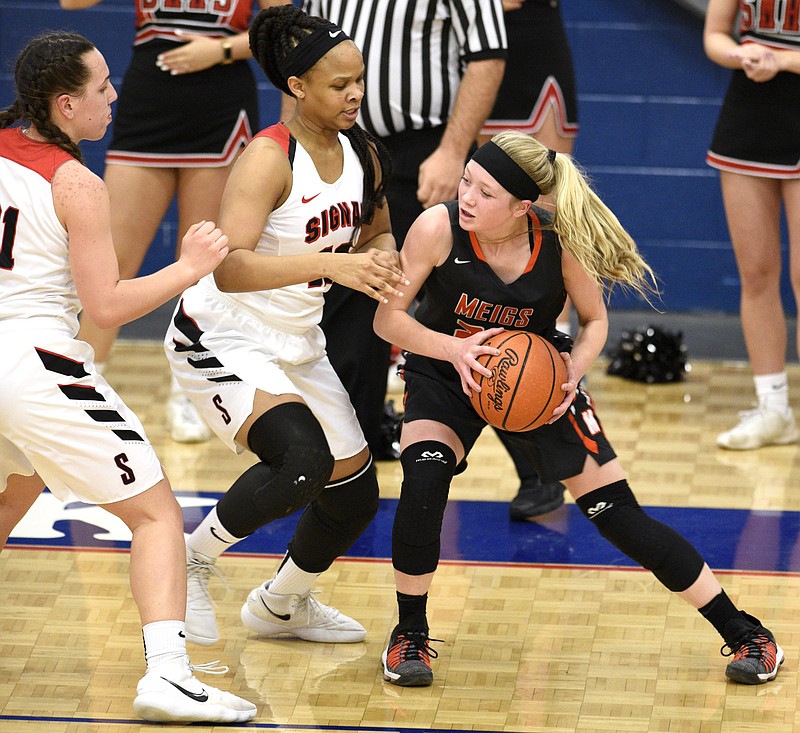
[413,200,565,346]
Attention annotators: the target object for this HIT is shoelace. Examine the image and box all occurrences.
[733,407,789,426]
[391,631,441,664]
[720,627,775,667]
[733,408,767,425]
[190,660,229,675]
[187,559,227,611]
[265,588,353,625]
[300,590,335,623]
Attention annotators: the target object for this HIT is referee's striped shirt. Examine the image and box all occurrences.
[302,0,507,138]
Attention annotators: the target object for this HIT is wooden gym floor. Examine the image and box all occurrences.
[2,339,800,733]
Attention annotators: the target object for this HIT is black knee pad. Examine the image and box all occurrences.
[215,403,334,535]
[576,480,705,592]
[289,457,380,573]
[248,402,332,470]
[392,441,457,576]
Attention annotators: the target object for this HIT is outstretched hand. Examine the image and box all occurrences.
[331,249,409,303]
[177,220,229,281]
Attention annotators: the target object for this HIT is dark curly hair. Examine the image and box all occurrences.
[0,31,96,164]
[248,5,392,226]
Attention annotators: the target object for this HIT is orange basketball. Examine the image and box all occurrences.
[469,331,567,432]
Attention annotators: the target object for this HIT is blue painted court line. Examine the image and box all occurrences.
[8,491,800,574]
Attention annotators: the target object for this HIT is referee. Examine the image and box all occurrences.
[277,0,507,459]
[300,0,507,241]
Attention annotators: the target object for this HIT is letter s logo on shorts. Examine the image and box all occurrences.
[115,453,136,486]
[213,394,231,425]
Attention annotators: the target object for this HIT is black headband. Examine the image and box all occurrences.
[470,140,543,202]
[278,22,351,80]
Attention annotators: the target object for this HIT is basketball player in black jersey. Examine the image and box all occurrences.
[373,130,784,689]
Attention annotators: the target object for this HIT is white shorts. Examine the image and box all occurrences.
[164,284,366,460]
[0,330,164,503]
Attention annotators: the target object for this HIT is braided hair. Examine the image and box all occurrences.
[248,5,392,226]
[0,31,95,164]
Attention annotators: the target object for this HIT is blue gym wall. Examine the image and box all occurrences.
[0,1,788,314]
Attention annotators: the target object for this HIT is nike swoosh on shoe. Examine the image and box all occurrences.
[259,596,291,621]
[163,678,209,702]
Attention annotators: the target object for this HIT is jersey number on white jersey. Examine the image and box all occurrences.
[1,205,20,270]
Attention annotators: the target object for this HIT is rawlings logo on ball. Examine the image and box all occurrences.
[485,348,519,412]
[469,331,567,432]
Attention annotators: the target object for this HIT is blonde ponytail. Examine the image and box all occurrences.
[491,131,659,305]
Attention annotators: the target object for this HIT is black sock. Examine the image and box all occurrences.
[698,590,752,643]
[397,591,428,631]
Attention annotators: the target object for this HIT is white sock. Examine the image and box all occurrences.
[187,506,247,559]
[269,554,320,596]
[754,372,790,415]
[170,374,183,397]
[94,361,106,375]
[142,620,187,671]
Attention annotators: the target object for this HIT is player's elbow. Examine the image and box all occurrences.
[373,307,391,342]
[87,312,121,330]
[81,303,123,330]
[213,267,235,292]
[212,255,240,292]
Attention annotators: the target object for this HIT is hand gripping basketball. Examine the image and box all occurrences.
[469,331,567,432]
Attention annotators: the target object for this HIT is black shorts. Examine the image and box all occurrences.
[707,69,800,178]
[482,0,578,138]
[108,40,259,167]
[402,355,616,483]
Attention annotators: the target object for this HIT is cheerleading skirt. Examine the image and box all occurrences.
[107,40,259,168]
[481,0,578,138]
[707,69,800,178]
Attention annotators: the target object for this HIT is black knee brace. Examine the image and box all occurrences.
[576,480,705,592]
[215,402,334,536]
[288,456,380,573]
[392,441,457,576]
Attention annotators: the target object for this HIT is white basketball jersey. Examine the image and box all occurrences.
[207,123,365,332]
[0,128,80,335]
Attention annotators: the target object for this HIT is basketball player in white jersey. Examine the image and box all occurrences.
[0,32,257,722]
[165,6,408,646]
